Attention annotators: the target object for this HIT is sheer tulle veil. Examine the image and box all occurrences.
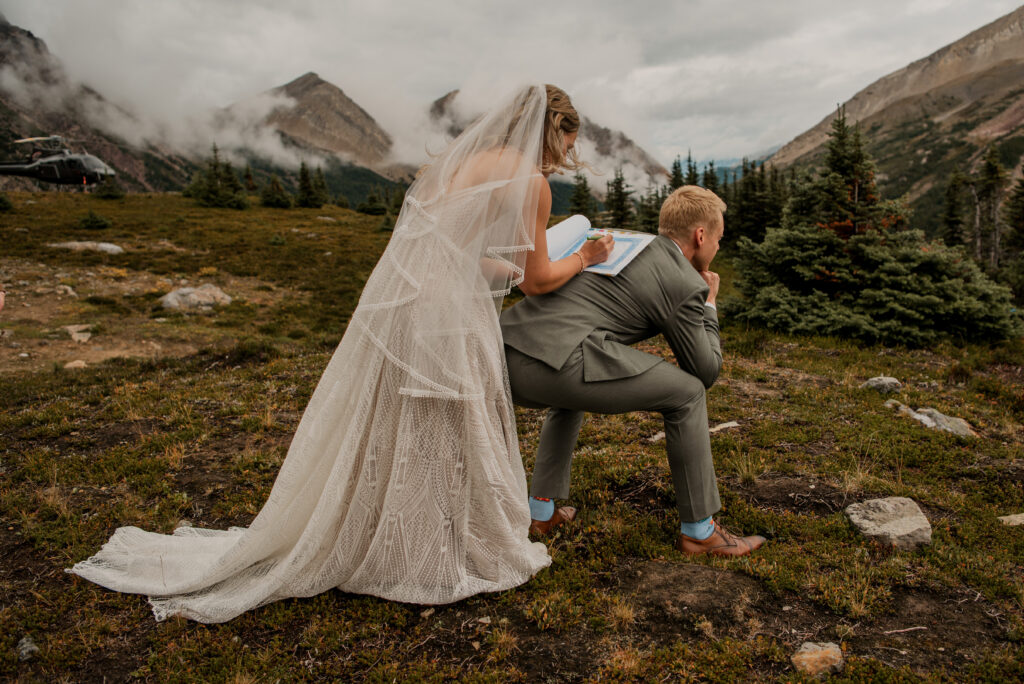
[68,84,553,623]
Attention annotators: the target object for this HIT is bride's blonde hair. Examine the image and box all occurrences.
[540,84,583,175]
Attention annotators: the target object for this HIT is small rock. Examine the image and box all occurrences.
[64,360,87,369]
[884,402,976,437]
[18,352,29,358]
[477,616,491,625]
[860,376,902,393]
[17,635,39,661]
[317,216,337,222]
[420,608,435,619]
[55,284,78,297]
[159,283,232,312]
[47,241,124,255]
[998,513,1024,526]
[913,408,976,437]
[791,642,843,677]
[62,324,94,343]
[322,251,333,256]
[709,420,740,434]
[646,431,666,443]
[0,329,11,339]
[845,497,932,550]
[470,641,480,651]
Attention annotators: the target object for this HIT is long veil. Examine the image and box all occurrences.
[68,85,552,623]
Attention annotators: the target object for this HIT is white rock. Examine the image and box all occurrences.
[646,431,665,443]
[47,241,124,255]
[55,284,77,297]
[17,635,39,661]
[159,283,232,312]
[709,421,740,434]
[860,376,902,393]
[913,408,976,437]
[845,497,932,550]
[885,402,976,437]
[791,642,843,676]
[62,324,93,343]
[64,360,87,369]
[998,513,1024,526]
[317,216,337,222]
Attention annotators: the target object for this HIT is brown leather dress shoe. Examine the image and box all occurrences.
[529,506,577,536]
[675,520,765,557]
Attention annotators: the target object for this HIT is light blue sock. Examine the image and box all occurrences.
[529,496,555,521]
[680,516,714,540]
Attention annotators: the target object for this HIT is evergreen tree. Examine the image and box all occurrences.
[296,161,320,208]
[243,164,257,192]
[335,194,350,210]
[941,172,966,246]
[733,108,1020,346]
[569,172,597,219]
[684,151,699,186]
[260,175,293,208]
[312,166,330,207]
[633,184,661,234]
[1004,175,1024,251]
[977,146,1008,268]
[701,161,719,194]
[669,156,685,190]
[189,144,248,209]
[604,168,634,229]
[356,188,388,215]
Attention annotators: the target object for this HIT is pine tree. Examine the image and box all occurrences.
[669,156,685,190]
[243,165,256,192]
[312,166,330,207]
[605,168,634,229]
[1004,176,1024,251]
[978,146,1008,268]
[260,175,293,208]
[633,184,661,234]
[569,172,596,219]
[189,144,248,209]
[701,161,719,194]
[296,161,319,208]
[941,172,966,246]
[684,151,699,186]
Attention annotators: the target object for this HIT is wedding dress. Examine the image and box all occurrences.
[68,85,552,623]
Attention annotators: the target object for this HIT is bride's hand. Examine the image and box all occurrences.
[578,235,614,266]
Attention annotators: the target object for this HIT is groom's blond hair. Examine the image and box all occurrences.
[659,185,727,241]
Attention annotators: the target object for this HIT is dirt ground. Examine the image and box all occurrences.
[0,256,284,373]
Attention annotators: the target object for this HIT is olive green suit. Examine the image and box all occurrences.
[500,235,723,522]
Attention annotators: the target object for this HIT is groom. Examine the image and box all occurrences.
[501,185,764,557]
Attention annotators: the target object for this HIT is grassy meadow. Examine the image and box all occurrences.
[1,191,1023,681]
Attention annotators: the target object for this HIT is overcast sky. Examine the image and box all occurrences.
[2,0,1022,165]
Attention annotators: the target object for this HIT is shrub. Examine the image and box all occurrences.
[93,176,126,199]
[733,108,1021,346]
[260,175,293,208]
[0,193,13,212]
[79,210,112,230]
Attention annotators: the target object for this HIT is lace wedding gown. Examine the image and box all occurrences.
[68,86,553,623]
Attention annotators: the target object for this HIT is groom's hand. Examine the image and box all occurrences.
[699,270,719,306]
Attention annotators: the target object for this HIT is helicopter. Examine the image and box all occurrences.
[0,135,116,186]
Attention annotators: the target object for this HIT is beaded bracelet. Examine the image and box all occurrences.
[573,251,585,273]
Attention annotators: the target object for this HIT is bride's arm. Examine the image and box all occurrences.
[519,176,613,296]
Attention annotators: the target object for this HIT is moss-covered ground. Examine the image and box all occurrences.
[1,192,1023,681]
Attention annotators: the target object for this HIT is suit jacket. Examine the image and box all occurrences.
[500,235,722,387]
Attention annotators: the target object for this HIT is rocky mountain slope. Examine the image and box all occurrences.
[769,6,1024,231]
[0,14,195,191]
[429,89,668,197]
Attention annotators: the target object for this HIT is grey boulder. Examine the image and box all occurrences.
[845,497,932,550]
[159,283,232,312]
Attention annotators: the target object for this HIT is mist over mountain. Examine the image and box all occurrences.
[0,14,195,191]
[428,89,668,198]
[769,5,1024,231]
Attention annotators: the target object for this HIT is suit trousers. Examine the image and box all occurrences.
[505,344,722,522]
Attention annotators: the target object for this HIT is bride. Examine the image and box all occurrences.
[68,84,613,623]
